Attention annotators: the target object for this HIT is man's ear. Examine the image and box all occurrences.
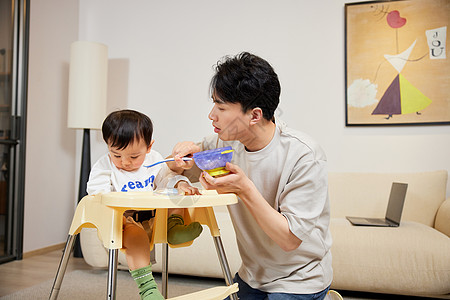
[147,140,155,153]
[249,107,263,126]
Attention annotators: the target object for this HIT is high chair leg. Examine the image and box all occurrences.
[213,236,238,300]
[162,243,169,298]
[49,234,76,300]
[107,249,119,300]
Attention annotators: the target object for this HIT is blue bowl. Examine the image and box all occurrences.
[193,146,233,176]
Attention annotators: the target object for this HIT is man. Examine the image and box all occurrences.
[170,52,332,299]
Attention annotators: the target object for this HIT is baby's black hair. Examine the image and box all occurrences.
[102,109,153,150]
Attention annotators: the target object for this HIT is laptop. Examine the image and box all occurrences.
[346,182,408,227]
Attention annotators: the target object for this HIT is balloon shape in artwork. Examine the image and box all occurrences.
[387,10,407,28]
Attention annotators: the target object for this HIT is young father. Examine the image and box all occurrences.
[169,52,332,299]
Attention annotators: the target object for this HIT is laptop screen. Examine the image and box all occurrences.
[385,182,408,224]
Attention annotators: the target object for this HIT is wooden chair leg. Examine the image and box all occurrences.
[49,234,76,300]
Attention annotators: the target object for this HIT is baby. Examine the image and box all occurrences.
[87,109,203,299]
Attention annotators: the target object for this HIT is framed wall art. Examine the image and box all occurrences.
[345,0,449,126]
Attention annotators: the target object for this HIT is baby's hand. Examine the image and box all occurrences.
[176,181,201,195]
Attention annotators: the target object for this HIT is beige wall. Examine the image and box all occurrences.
[80,0,450,186]
[24,0,79,252]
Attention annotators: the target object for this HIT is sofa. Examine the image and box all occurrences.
[80,170,450,299]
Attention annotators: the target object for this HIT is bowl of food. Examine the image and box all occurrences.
[193,146,234,177]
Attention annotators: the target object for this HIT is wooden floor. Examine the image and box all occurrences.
[0,247,94,297]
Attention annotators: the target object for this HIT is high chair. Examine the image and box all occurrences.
[49,190,239,300]
[325,290,343,300]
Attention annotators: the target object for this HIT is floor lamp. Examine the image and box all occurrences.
[67,41,108,257]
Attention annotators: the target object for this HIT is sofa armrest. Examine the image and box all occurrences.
[434,198,450,237]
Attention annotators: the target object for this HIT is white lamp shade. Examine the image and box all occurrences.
[68,41,108,129]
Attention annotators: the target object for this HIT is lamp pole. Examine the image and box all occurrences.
[73,129,91,257]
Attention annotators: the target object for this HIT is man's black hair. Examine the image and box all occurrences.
[210,52,281,121]
[102,109,153,150]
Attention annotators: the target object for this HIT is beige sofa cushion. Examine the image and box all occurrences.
[330,218,450,297]
[328,170,448,227]
[435,199,450,237]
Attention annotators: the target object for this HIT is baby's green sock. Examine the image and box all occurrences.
[130,265,164,300]
[167,214,203,245]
